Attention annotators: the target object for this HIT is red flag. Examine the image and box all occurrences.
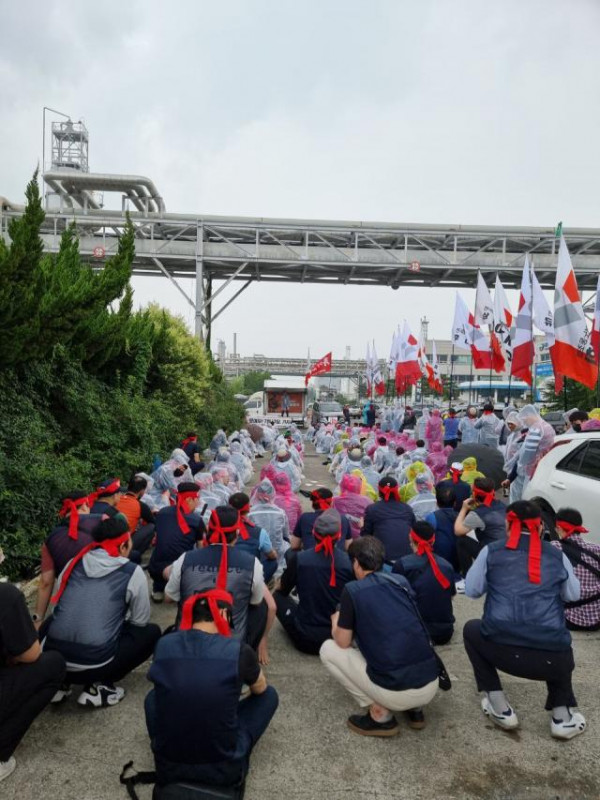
[395,323,421,395]
[305,352,332,385]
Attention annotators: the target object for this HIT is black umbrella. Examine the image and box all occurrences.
[448,443,506,488]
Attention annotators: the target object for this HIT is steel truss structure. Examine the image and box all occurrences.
[3,202,600,342]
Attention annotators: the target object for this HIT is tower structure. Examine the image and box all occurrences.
[51,119,89,172]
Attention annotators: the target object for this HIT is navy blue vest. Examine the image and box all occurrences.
[296,511,351,551]
[149,507,203,573]
[431,508,459,572]
[474,501,506,546]
[295,548,353,638]
[345,572,438,690]
[394,553,455,641]
[180,546,255,641]
[362,501,415,562]
[46,559,137,665]
[149,631,241,765]
[481,537,571,651]
[235,519,262,561]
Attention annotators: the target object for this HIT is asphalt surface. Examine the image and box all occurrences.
[8,445,600,800]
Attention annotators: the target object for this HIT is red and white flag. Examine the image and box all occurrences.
[369,341,386,396]
[395,322,422,394]
[452,293,472,352]
[511,255,534,385]
[592,275,600,367]
[531,266,555,348]
[304,352,332,385]
[476,272,504,372]
[551,236,598,391]
[452,292,492,369]
[493,274,513,364]
[430,340,443,393]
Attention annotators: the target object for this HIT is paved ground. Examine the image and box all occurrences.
[8,447,600,799]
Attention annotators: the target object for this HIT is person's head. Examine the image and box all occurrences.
[185,431,197,441]
[378,476,399,502]
[214,467,230,486]
[555,507,588,539]
[272,471,292,494]
[431,441,443,453]
[505,500,542,539]
[467,406,477,418]
[348,536,385,578]
[415,439,425,448]
[409,520,435,554]
[195,472,213,491]
[348,447,363,463]
[177,482,200,513]
[207,505,240,545]
[377,436,387,446]
[448,408,456,417]
[188,591,233,632]
[432,409,441,418]
[483,401,494,414]
[276,448,291,462]
[449,460,464,484]
[462,456,478,473]
[415,473,433,494]
[569,410,589,431]
[360,455,373,469]
[340,474,362,495]
[310,487,333,511]
[395,446,405,456]
[96,478,122,506]
[436,485,456,509]
[472,477,495,507]
[506,411,520,432]
[314,508,342,540]
[255,478,275,504]
[60,491,91,517]
[229,492,250,516]
[127,475,148,497]
[94,515,132,558]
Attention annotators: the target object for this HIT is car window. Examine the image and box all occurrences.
[579,441,600,481]
[557,442,588,474]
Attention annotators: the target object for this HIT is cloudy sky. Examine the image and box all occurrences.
[2,0,599,359]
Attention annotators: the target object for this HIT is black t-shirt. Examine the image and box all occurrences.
[337,588,356,631]
[238,642,260,686]
[0,584,38,668]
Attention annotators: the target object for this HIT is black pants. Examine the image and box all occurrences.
[456,536,482,577]
[132,523,155,557]
[0,651,66,761]
[273,592,323,655]
[246,601,268,652]
[444,439,458,449]
[64,622,161,686]
[463,619,577,710]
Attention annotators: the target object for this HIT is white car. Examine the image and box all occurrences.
[523,430,600,544]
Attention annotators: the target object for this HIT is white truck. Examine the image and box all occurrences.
[246,377,310,427]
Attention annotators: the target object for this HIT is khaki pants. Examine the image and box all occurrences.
[320,639,438,711]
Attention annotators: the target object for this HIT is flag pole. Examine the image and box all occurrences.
[449,343,455,409]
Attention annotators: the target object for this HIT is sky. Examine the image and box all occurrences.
[2,0,599,359]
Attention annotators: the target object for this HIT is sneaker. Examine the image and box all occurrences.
[455,579,466,594]
[51,684,72,704]
[0,757,16,783]
[347,712,399,737]
[77,683,125,708]
[405,708,426,730]
[239,684,252,700]
[551,711,586,740]
[151,591,164,603]
[481,697,519,730]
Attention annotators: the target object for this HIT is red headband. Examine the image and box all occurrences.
[380,484,400,502]
[505,511,542,583]
[473,487,494,507]
[450,467,463,484]
[311,492,333,510]
[314,531,341,587]
[176,490,199,534]
[51,532,131,604]
[179,588,233,636]
[88,478,121,507]
[556,520,589,539]
[182,436,198,448]
[58,496,89,540]
[410,530,450,589]
[236,503,252,540]
[207,510,241,589]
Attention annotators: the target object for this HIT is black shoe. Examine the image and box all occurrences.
[405,708,426,729]
[347,713,399,737]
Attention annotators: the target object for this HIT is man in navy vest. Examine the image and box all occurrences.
[435,462,471,510]
[320,537,440,736]
[146,588,278,789]
[361,477,416,563]
[44,516,161,708]
[454,477,506,587]
[463,500,586,740]
[275,509,354,655]
[148,482,205,602]
[165,506,274,662]
[393,521,455,645]
[229,492,279,583]
[89,477,123,517]
[291,488,352,551]
[425,485,460,579]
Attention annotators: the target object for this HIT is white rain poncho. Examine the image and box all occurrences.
[517,404,555,477]
[416,409,429,441]
[229,441,253,485]
[271,450,302,493]
[503,412,523,479]
[248,478,290,574]
[211,469,234,504]
[458,410,479,445]
[147,451,191,509]
[359,456,382,493]
[209,449,241,489]
[136,472,159,512]
[474,411,504,448]
[195,473,222,523]
[407,474,437,521]
[209,429,228,453]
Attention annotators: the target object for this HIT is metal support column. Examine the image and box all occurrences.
[195,222,205,341]
[205,275,213,351]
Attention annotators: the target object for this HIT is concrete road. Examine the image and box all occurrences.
[7,447,600,800]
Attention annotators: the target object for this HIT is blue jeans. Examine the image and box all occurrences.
[145,685,279,787]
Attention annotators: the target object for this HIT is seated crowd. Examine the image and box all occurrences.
[0,413,596,792]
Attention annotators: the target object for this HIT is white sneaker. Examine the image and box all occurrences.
[481,697,519,730]
[455,579,466,594]
[77,683,125,708]
[51,684,72,704]
[551,711,586,740]
[0,757,16,783]
[151,591,164,603]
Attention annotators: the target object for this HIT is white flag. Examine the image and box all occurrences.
[531,265,555,348]
[493,274,513,363]
[452,293,472,352]
[475,271,494,328]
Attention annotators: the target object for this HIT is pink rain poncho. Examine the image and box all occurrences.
[425,409,444,450]
[272,471,303,531]
[426,441,448,484]
[332,475,372,538]
[249,464,279,504]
